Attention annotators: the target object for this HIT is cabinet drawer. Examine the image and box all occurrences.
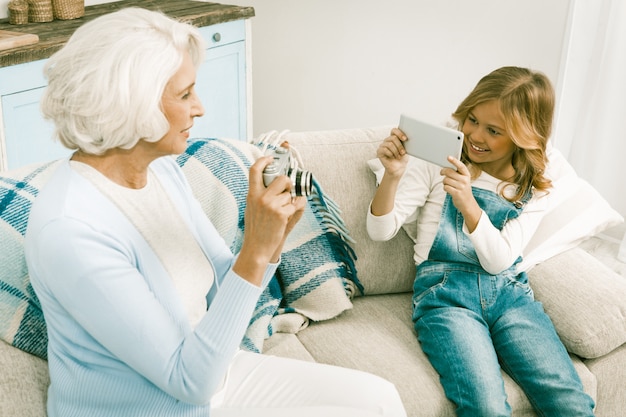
[198,20,245,49]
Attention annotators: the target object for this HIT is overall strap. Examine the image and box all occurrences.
[427,186,530,265]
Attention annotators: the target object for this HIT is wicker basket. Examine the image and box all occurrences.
[8,0,29,25]
[27,0,54,22]
[52,0,84,20]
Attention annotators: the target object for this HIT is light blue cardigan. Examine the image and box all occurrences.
[24,156,276,417]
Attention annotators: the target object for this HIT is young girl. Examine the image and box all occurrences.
[367,66,595,416]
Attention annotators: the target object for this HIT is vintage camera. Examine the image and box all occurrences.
[262,147,312,197]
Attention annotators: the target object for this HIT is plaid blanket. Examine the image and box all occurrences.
[0,138,359,358]
[178,137,360,352]
[0,160,62,359]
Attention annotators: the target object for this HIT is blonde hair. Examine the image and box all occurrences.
[41,7,206,155]
[452,66,554,202]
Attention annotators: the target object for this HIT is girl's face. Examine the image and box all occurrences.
[157,51,205,155]
[462,100,517,180]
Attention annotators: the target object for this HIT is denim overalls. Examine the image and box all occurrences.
[412,187,595,417]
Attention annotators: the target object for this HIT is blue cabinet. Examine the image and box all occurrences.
[0,19,250,171]
[192,21,249,141]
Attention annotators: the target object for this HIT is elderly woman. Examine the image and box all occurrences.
[24,7,406,417]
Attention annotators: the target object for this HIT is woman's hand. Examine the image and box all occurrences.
[233,156,304,286]
[284,196,306,236]
[275,142,307,240]
[377,128,409,179]
[440,156,482,233]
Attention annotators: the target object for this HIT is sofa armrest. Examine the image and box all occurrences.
[528,247,626,359]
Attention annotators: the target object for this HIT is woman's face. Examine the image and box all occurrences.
[461,100,517,179]
[157,51,205,155]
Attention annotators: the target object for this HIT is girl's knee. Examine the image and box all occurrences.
[455,395,510,417]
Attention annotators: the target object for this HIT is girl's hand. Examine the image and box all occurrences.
[440,156,482,232]
[377,128,409,178]
[370,128,409,216]
[234,156,302,286]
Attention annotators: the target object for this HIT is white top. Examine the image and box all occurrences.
[366,157,549,274]
[71,161,214,328]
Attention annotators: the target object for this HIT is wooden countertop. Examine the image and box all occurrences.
[0,0,254,67]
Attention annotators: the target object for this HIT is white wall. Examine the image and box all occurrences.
[236,0,571,136]
[2,0,571,137]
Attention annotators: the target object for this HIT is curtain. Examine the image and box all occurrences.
[552,0,626,260]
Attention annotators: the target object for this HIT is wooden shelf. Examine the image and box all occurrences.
[0,0,254,67]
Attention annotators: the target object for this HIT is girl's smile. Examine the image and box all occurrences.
[468,138,489,153]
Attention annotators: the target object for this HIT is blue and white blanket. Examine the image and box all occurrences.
[0,160,62,359]
[178,137,361,352]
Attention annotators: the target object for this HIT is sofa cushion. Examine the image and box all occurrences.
[584,343,626,417]
[528,247,626,359]
[262,332,316,362]
[293,293,597,417]
[282,127,417,295]
[0,339,48,417]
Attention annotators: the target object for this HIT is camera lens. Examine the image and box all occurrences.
[290,168,312,197]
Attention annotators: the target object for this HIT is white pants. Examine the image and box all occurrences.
[211,350,407,417]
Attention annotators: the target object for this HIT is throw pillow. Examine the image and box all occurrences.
[0,160,62,359]
[528,247,626,358]
[519,145,623,270]
[177,137,360,353]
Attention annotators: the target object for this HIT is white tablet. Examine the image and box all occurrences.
[398,114,464,168]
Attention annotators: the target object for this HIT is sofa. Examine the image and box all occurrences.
[1,126,625,417]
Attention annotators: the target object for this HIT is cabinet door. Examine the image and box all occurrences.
[191,23,248,141]
[2,87,68,170]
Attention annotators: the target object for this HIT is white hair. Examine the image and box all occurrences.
[41,7,206,154]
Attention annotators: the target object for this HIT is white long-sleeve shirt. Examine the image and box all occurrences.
[366,157,549,274]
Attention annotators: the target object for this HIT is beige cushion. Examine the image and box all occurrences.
[585,344,626,417]
[263,333,316,362]
[294,294,597,417]
[0,339,48,417]
[529,247,626,358]
[284,127,416,295]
